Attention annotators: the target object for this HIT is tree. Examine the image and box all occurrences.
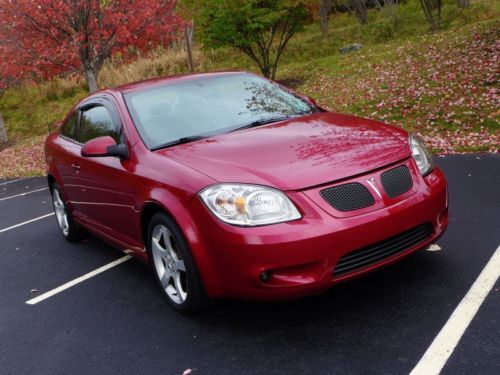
[0,44,24,144]
[0,112,7,144]
[196,0,312,80]
[319,0,334,34]
[178,0,205,72]
[348,0,369,25]
[419,0,442,32]
[0,68,10,144]
[0,0,182,93]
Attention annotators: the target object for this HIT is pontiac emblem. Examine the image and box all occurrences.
[366,177,382,199]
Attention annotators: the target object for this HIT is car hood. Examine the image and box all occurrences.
[156,112,411,191]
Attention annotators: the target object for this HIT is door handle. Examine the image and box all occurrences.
[71,163,81,171]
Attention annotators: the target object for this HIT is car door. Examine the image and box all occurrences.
[71,97,142,248]
[52,109,87,217]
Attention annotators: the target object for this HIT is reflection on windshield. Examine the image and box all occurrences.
[124,73,314,149]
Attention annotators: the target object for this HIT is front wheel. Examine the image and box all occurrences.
[148,212,211,314]
[51,183,85,242]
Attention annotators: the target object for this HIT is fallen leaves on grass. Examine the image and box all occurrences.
[0,135,46,179]
[300,24,500,153]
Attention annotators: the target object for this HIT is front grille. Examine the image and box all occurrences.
[320,183,375,212]
[381,165,413,198]
[333,223,433,277]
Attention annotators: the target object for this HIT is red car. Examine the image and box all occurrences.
[45,72,448,313]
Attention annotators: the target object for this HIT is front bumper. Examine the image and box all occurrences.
[189,162,448,300]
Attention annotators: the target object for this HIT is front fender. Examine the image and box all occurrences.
[143,187,224,297]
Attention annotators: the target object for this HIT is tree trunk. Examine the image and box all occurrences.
[260,65,271,79]
[185,26,195,73]
[350,0,369,25]
[419,0,437,32]
[319,0,333,34]
[0,112,8,144]
[437,0,442,29]
[85,68,99,93]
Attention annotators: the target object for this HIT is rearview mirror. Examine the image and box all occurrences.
[81,136,128,160]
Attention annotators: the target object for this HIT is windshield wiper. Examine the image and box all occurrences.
[151,135,206,151]
[229,115,299,132]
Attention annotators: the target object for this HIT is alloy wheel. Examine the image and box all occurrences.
[151,224,188,304]
[52,188,69,236]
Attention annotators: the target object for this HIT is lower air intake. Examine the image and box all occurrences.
[333,223,433,277]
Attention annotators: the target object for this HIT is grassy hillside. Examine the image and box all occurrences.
[0,0,498,178]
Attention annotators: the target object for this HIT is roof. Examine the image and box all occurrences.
[112,70,248,94]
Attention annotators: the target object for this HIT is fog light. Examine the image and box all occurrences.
[260,271,271,283]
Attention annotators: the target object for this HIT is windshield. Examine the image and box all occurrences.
[124,73,315,149]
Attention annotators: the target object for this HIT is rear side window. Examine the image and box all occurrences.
[79,106,120,144]
[60,112,78,140]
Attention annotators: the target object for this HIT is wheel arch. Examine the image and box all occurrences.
[140,201,168,250]
[47,174,56,190]
[138,194,222,297]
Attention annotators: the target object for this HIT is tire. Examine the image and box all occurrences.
[50,183,85,242]
[147,212,211,314]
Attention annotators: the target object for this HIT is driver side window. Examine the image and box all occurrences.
[79,106,120,144]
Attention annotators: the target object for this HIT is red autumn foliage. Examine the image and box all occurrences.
[0,44,22,96]
[0,0,183,93]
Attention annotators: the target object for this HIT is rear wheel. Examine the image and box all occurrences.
[148,212,211,314]
[50,183,85,242]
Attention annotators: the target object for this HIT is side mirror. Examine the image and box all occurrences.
[81,136,128,160]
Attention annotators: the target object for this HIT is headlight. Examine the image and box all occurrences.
[199,184,301,226]
[409,134,434,176]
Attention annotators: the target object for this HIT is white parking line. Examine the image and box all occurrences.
[26,255,132,305]
[0,213,55,234]
[0,187,48,202]
[0,177,36,186]
[410,244,500,375]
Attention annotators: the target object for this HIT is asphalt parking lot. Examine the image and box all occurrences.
[0,154,498,375]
